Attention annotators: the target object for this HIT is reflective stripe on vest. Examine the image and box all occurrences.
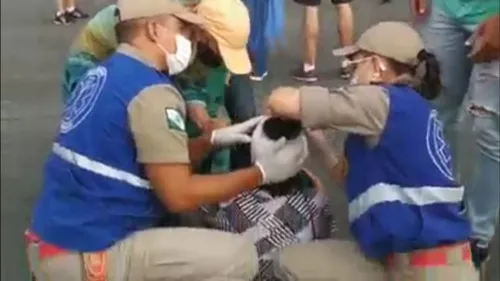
[52,143,150,190]
[348,183,464,222]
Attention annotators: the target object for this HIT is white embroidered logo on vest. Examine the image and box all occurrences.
[60,66,107,134]
[426,110,453,181]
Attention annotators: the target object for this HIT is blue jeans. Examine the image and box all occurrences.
[421,8,500,246]
[245,0,269,75]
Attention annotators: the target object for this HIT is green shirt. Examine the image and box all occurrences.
[173,61,228,137]
[434,0,500,26]
[172,62,231,174]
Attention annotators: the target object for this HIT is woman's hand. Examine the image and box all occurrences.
[302,168,325,193]
[410,0,429,22]
[202,118,229,133]
[470,14,500,63]
[331,157,348,185]
[266,87,301,120]
[211,118,229,129]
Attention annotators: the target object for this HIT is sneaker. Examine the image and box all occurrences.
[67,7,89,20]
[291,66,318,82]
[53,12,73,25]
[470,240,490,273]
[340,59,354,80]
[250,71,268,81]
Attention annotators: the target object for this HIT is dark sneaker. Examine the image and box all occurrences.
[53,12,73,25]
[340,59,354,80]
[249,71,268,82]
[291,66,318,82]
[67,7,89,20]
[470,240,490,275]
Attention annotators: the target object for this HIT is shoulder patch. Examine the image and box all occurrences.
[165,108,185,132]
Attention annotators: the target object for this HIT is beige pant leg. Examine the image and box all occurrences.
[388,244,479,281]
[278,240,387,281]
[37,253,84,281]
[108,227,259,281]
[388,264,479,281]
[33,227,258,281]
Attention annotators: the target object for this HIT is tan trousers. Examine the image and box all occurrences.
[30,228,259,281]
[278,240,479,281]
[278,240,387,281]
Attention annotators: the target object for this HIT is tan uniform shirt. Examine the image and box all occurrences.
[118,44,190,164]
[300,85,391,147]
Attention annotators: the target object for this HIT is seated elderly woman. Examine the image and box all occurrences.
[187,117,336,280]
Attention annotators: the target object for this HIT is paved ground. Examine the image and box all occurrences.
[1,0,498,280]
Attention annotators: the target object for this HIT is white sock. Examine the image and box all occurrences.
[303,63,315,72]
[66,6,75,12]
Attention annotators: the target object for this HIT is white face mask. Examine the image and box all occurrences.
[349,56,385,85]
[158,34,192,75]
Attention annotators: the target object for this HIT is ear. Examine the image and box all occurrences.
[369,56,386,82]
[374,56,387,72]
[145,20,158,42]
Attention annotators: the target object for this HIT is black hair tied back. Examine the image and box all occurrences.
[415,49,442,100]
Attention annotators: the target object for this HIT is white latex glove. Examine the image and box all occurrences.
[251,119,309,184]
[211,116,264,147]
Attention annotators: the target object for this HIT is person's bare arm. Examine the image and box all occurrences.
[187,133,212,166]
[331,156,348,185]
[128,84,262,212]
[186,103,213,132]
[470,14,500,63]
[410,0,428,17]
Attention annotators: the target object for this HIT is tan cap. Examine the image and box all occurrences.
[333,21,424,67]
[196,0,251,74]
[117,0,203,24]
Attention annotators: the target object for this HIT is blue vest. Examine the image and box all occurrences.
[32,52,174,252]
[345,85,470,259]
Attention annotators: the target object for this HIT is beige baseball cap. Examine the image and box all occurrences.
[117,0,203,24]
[196,0,251,74]
[333,21,424,67]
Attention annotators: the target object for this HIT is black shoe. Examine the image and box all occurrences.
[291,66,318,82]
[53,12,73,25]
[67,7,89,20]
[470,240,490,271]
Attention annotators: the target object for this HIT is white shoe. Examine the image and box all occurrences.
[250,71,268,81]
